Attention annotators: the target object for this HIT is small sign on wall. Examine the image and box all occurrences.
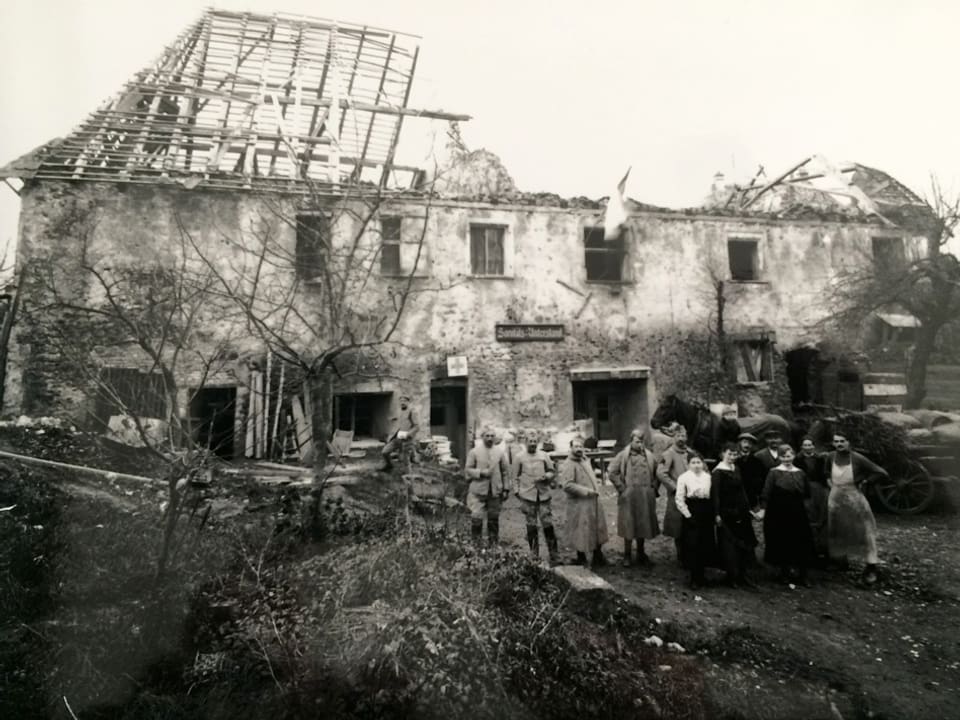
[495,324,565,342]
[447,355,468,377]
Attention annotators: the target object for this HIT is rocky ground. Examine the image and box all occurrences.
[496,485,960,720]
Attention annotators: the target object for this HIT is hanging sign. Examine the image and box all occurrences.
[495,324,565,342]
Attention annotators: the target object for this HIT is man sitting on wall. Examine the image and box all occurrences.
[380,395,420,471]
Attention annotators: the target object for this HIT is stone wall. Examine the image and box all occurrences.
[6,180,892,439]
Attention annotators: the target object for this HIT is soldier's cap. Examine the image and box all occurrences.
[737,432,758,443]
[399,395,411,402]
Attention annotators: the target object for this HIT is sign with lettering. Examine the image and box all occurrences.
[447,355,468,377]
[495,324,565,342]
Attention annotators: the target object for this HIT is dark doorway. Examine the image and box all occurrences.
[572,379,647,447]
[190,386,236,458]
[785,348,821,407]
[430,379,467,464]
[334,393,391,440]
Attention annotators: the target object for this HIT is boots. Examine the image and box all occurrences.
[622,540,633,567]
[575,551,588,565]
[526,525,540,560]
[471,519,483,545]
[543,526,559,566]
[592,548,607,567]
[487,518,500,547]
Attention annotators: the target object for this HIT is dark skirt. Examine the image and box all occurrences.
[763,485,814,567]
[681,497,718,574]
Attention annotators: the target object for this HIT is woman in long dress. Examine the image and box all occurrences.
[675,454,717,589]
[762,444,814,585]
[825,431,888,585]
[712,443,758,589]
[795,436,830,566]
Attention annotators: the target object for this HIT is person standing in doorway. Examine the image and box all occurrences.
[657,423,691,566]
[464,427,510,546]
[609,428,659,567]
[560,437,609,567]
[825,431,887,585]
[380,395,420,471]
[512,430,560,565]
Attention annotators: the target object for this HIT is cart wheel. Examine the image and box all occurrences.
[873,461,936,515]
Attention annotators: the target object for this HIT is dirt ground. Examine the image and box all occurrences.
[494,484,960,720]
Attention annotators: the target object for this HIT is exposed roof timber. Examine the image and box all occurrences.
[2,8,467,191]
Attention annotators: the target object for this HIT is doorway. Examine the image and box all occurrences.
[572,379,647,446]
[785,347,822,407]
[430,379,467,464]
[190,386,237,458]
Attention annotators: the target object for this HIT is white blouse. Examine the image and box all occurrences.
[675,469,712,518]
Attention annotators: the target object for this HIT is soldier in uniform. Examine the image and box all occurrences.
[464,427,510,546]
[512,430,559,564]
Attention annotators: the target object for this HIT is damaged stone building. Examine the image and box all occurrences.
[0,9,935,463]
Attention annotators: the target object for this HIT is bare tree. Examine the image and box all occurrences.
[20,197,237,577]
[183,172,452,482]
[825,176,960,407]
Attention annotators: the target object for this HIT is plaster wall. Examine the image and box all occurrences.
[7,181,893,437]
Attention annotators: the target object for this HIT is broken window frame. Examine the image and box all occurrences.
[469,224,507,277]
[871,236,906,270]
[95,367,168,425]
[295,213,331,282]
[379,216,403,276]
[732,339,774,383]
[727,237,761,282]
[583,227,626,283]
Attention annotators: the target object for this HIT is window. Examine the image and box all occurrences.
[584,227,625,282]
[96,368,167,420]
[295,214,329,280]
[470,224,506,275]
[872,237,905,268]
[334,393,391,439]
[733,340,773,382]
[380,217,402,275]
[728,238,760,281]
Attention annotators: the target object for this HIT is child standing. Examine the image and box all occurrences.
[762,444,814,586]
[675,454,717,589]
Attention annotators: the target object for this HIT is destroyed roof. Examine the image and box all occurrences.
[0,9,468,192]
[704,158,936,231]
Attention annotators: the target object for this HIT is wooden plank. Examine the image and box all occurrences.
[291,395,314,461]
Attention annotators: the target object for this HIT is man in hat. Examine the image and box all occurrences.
[465,427,511,545]
[380,394,420,471]
[735,432,765,507]
[512,429,560,564]
[559,436,608,566]
[755,430,783,475]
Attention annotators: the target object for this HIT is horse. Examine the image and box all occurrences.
[650,394,740,460]
[651,394,800,459]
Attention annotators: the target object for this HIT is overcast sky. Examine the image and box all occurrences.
[2,0,959,264]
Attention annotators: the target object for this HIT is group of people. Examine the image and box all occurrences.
[464,423,889,589]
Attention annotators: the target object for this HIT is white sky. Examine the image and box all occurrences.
[2,0,959,266]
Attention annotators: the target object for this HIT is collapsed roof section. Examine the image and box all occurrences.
[0,9,469,192]
[704,156,935,229]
